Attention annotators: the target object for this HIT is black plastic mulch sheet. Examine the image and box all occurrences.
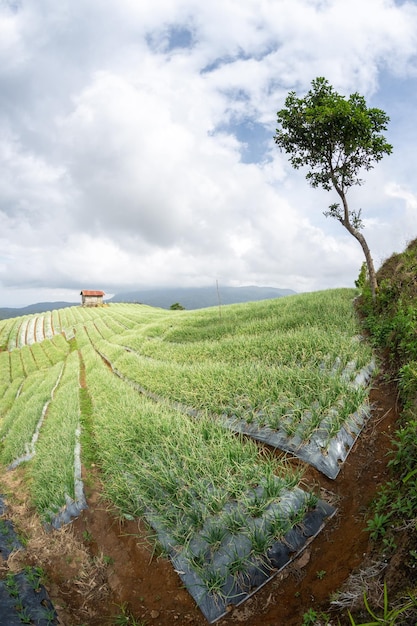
[0,570,58,626]
[223,361,375,480]
[223,403,370,479]
[0,496,59,626]
[173,499,335,623]
[148,488,336,623]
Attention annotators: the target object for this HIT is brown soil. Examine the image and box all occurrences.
[0,375,400,626]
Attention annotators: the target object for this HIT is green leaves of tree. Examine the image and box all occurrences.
[274,77,392,195]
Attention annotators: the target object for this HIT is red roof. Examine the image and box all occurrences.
[80,290,105,296]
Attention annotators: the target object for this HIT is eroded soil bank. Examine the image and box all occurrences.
[0,375,399,625]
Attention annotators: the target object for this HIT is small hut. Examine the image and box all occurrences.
[80,290,105,307]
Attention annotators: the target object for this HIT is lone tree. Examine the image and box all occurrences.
[274,77,392,301]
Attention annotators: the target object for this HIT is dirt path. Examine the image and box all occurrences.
[0,375,398,625]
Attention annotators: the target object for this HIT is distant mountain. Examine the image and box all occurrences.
[0,286,296,320]
[110,286,296,310]
[0,301,77,320]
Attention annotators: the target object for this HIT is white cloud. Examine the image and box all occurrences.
[1,0,417,306]
[385,182,417,210]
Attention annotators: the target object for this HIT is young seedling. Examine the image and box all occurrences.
[198,567,228,602]
[17,606,32,624]
[222,508,247,535]
[23,565,45,590]
[269,511,290,540]
[5,573,19,598]
[247,522,274,557]
[201,522,227,552]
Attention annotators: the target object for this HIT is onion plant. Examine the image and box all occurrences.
[0,318,13,349]
[43,311,54,339]
[9,349,25,381]
[0,363,63,466]
[0,378,25,419]
[30,352,81,520]
[29,342,53,369]
[35,315,45,343]
[20,345,39,376]
[58,307,76,333]
[79,343,327,615]
[27,315,42,345]
[41,335,70,364]
[82,344,305,525]
[0,294,348,617]
[17,317,30,348]
[6,317,23,351]
[0,352,10,395]
[85,291,373,462]
[51,310,61,334]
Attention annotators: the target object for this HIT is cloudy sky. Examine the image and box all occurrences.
[1,0,417,307]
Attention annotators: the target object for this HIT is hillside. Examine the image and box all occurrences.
[0,285,414,624]
[109,285,295,309]
[0,285,295,320]
[0,301,76,320]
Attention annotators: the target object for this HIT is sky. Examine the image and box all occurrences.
[1,0,417,307]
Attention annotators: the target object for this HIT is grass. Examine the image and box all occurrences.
[0,289,373,614]
[0,362,64,466]
[347,582,417,625]
[9,349,25,380]
[338,240,417,623]
[83,343,301,521]
[30,351,81,520]
[84,293,372,451]
[0,291,372,493]
[0,351,10,395]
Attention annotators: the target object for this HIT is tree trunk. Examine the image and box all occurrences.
[338,190,378,301]
[349,228,378,301]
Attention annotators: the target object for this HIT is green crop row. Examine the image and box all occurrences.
[114,325,367,369]
[106,347,367,441]
[30,351,81,520]
[0,352,10,396]
[42,335,71,364]
[0,378,25,421]
[0,318,12,349]
[85,294,371,448]
[0,362,64,466]
[81,342,306,530]
[0,290,373,530]
[6,317,23,351]
[1,309,67,351]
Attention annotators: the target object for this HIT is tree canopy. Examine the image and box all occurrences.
[274,77,392,299]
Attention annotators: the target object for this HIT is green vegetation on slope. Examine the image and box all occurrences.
[30,351,81,520]
[0,289,373,514]
[0,288,376,618]
[84,290,373,460]
[353,238,417,623]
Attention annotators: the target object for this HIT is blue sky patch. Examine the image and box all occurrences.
[213,119,273,164]
[146,24,195,53]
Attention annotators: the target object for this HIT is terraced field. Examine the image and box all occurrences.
[0,289,376,623]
